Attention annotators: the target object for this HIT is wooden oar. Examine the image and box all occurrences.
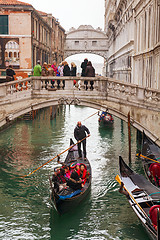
[83,111,99,121]
[16,135,90,178]
[136,153,160,164]
[115,174,150,220]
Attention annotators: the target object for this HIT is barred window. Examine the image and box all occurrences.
[0,15,8,34]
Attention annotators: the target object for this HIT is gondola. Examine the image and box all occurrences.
[140,131,160,188]
[98,112,114,125]
[49,139,92,214]
[117,156,160,240]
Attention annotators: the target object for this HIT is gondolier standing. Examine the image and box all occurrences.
[74,121,90,160]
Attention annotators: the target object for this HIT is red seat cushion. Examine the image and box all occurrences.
[149,163,160,178]
[149,205,160,226]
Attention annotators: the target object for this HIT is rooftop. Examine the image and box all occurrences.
[37,10,48,16]
[0,0,32,6]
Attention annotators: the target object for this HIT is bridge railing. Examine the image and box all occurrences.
[32,76,103,92]
[0,78,32,104]
[0,76,160,108]
[33,76,160,106]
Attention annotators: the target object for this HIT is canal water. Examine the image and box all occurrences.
[0,105,150,240]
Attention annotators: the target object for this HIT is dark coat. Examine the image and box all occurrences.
[6,68,15,81]
[85,65,95,77]
[81,59,88,76]
[63,65,70,76]
[74,125,90,141]
[67,171,82,190]
[70,66,77,76]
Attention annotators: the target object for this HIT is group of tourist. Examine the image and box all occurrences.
[33,58,95,78]
[52,162,89,192]
[33,60,77,77]
[33,58,95,90]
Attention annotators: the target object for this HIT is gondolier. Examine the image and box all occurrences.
[74,121,90,160]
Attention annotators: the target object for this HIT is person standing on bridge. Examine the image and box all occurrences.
[33,60,42,76]
[70,62,77,76]
[6,65,16,81]
[63,61,70,76]
[81,58,88,77]
[51,61,59,76]
[74,121,90,160]
[85,61,95,90]
[81,58,88,90]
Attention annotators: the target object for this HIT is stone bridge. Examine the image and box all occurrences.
[0,76,160,145]
[64,25,108,59]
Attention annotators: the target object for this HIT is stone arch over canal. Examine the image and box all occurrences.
[4,95,158,144]
[64,25,108,60]
[1,76,160,144]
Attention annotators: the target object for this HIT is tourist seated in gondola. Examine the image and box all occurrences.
[75,163,80,172]
[99,111,112,121]
[52,167,67,192]
[63,166,71,180]
[77,164,88,187]
[67,169,82,190]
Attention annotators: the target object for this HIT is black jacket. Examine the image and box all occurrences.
[81,59,88,76]
[6,68,15,80]
[74,125,90,141]
[70,66,77,76]
[63,65,70,76]
[67,171,81,190]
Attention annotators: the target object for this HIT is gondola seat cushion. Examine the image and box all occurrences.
[149,163,160,183]
[149,205,160,226]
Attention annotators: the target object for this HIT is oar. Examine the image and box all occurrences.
[136,153,160,164]
[16,135,90,178]
[115,175,150,220]
[83,111,99,121]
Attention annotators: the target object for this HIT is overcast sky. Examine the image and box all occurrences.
[23,0,105,72]
[24,0,104,31]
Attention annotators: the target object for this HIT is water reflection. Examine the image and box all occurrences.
[0,105,150,240]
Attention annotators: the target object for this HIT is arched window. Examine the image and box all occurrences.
[5,41,20,66]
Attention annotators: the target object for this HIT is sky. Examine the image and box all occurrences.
[23,0,104,31]
[23,0,105,73]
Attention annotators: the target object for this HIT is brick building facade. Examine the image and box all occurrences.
[0,0,65,78]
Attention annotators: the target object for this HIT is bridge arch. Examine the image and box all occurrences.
[65,53,105,75]
[6,96,155,143]
[1,76,160,144]
[64,25,108,60]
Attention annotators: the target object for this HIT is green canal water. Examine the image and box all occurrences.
[0,105,150,240]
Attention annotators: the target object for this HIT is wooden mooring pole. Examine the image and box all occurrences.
[128,111,131,163]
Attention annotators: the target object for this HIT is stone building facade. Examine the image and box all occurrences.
[105,0,160,89]
[0,0,65,78]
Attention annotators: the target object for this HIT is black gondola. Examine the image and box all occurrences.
[118,156,160,240]
[98,111,114,125]
[141,131,160,188]
[49,139,91,214]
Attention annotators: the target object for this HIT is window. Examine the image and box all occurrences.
[75,41,79,45]
[0,15,8,34]
[92,41,97,46]
[5,41,20,66]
